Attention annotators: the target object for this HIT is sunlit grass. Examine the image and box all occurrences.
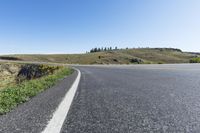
[1,48,196,64]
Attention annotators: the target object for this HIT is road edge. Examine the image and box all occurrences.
[42,68,81,133]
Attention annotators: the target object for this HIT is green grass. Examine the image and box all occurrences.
[0,67,73,114]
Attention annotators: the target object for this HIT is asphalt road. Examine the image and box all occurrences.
[61,64,200,133]
[1,64,200,133]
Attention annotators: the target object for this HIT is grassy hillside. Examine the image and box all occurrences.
[1,48,199,64]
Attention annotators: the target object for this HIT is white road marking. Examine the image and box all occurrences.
[42,68,81,133]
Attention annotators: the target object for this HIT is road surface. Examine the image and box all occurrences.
[1,64,200,132]
[62,64,200,133]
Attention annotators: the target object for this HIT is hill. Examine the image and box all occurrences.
[0,48,199,64]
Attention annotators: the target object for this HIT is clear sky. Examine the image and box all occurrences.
[0,0,199,54]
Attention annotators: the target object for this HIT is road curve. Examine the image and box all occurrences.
[61,64,200,133]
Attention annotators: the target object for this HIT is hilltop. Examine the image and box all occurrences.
[0,48,199,64]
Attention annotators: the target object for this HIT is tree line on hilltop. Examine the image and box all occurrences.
[89,47,118,53]
[88,47,183,53]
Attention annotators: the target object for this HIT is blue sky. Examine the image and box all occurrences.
[0,0,199,54]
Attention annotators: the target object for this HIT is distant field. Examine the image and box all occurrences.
[0,48,199,64]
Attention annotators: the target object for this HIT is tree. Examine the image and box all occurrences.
[90,48,94,53]
[94,48,97,52]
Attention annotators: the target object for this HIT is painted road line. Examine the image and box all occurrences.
[42,68,81,133]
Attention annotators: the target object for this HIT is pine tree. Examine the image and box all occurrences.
[98,48,101,52]
[94,48,97,52]
[90,48,94,53]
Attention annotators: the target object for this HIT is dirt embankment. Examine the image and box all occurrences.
[0,64,20,89]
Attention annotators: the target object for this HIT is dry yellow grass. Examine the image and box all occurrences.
[0,63,21,89]
[1,48,198,64]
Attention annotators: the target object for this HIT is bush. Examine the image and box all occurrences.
[17,64,60,82]
[190,57,200,63]
[130,58,143,64]
[113,59,118,62]
[0,56,21,61]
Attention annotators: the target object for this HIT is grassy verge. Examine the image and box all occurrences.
[0,67,73,114]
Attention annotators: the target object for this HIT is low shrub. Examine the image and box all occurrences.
[190,57,200,63]
[17,64,60,82]
[130,58,143,64]
[0,56,21,61]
